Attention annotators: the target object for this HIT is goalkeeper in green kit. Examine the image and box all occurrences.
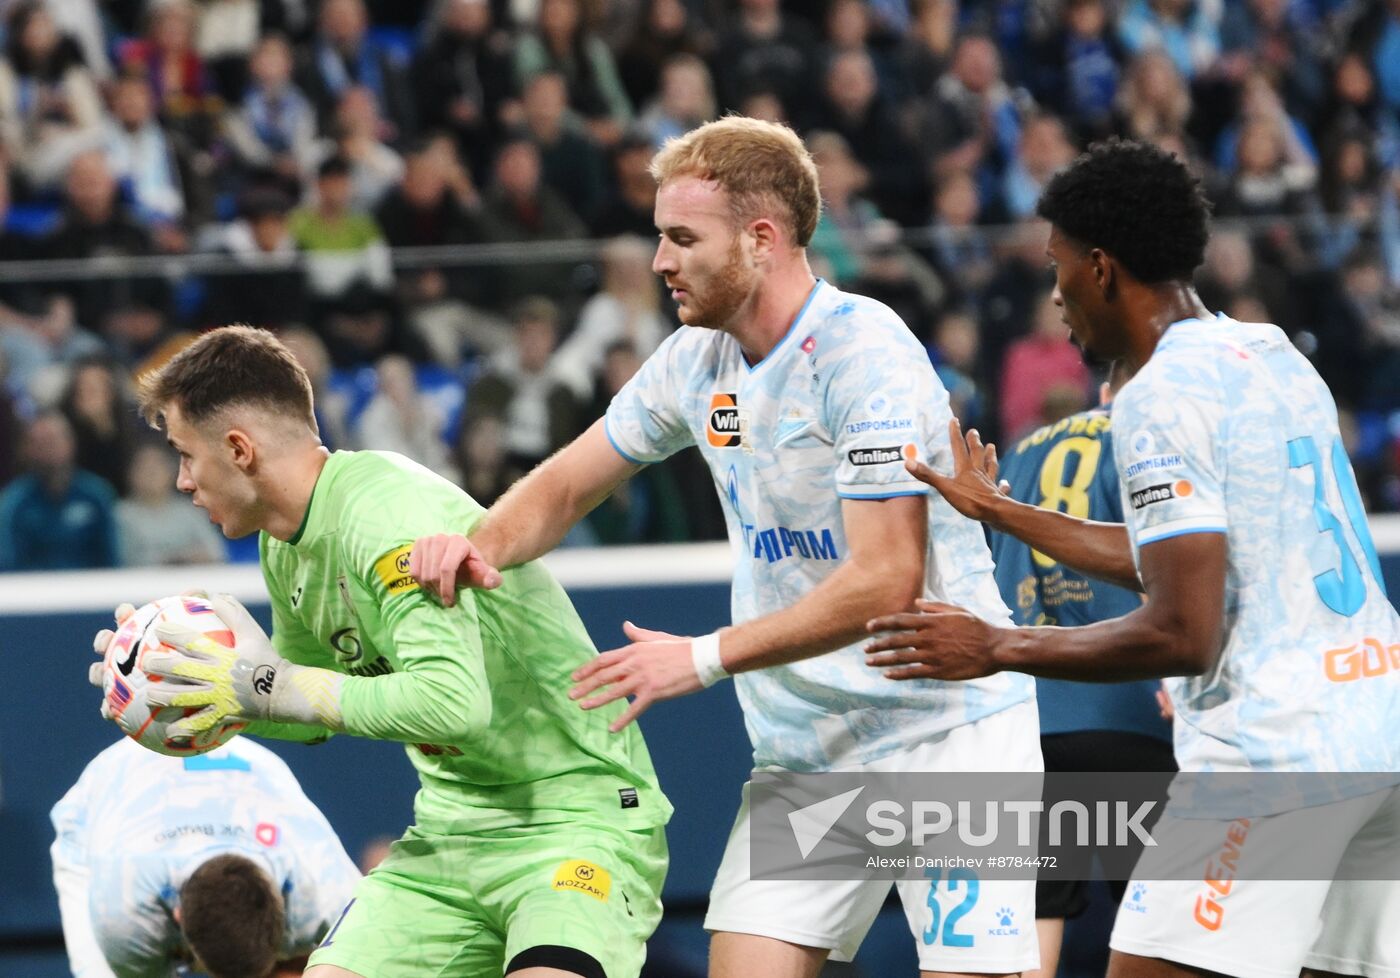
[103,325,671,978]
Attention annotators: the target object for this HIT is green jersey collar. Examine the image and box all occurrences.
[288,451,345,546]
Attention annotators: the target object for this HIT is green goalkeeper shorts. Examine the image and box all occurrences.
[307,820,667,977]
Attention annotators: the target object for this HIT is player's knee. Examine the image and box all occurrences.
[505,944,606,978]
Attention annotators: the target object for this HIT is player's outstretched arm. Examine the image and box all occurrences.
[866,530,1226,682]
[914,419,1142,591]
[411,419,640,606]
[570,494,930,729]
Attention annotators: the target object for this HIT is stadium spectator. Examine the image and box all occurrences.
[579,340,688,545]
[929,308,984,427]
[513,0,633,146]
[711,0,819,111]
[316,85,405,211]
[1218,0,1327,119]
[1215,115,1322,250]
[0,166,102,390]
[805,48,925,226]
[616,0,713,111]
[44,151,170,335]
[59,358,135,497]
[353,352,457,478]
[918,33,1028,188]
[1214,68,1318,174]
[895,0,958,100]
[290,155,394,303]
[1346,0,1400,128]
[1315,123,1385,269]
[0,410,118,571]
[520,69,609,223]
[635,53,716,149]
[1115,0,1221,81]
[106,304,188,376]
[203,186,308,332]
[451,412,517,507]
[999,290,1092,439]
[807,129,883,284]
[1318,50,1390,155]
[1114,48,1192,143]
[479,136,588,304]
[926,168,996,303]
[410,0,517,180]
[116,441,226,565]
[465,295,579,471]
[102,69,204,235]
[224,32,320,196]
[118,0,214,144]
[0,1,104,193]
[313,279,425,367]
[821,0,899,96]
[735,86,788,124]
[375,142,500,357]
[554,234,671,396]
[1029,0,1122,141]
[591,128,660,238]
[1001,112,1078,220]
[296,0,414,140]
[1195,225,1293,330]
[850,217,947,341]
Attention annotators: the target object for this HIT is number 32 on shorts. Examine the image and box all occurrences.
[923,868,979,948]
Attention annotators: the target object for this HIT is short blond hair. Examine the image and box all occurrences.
[650,116,821,247]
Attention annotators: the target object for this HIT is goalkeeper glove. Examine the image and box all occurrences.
[144,592,342,739]
[90,603,136,720]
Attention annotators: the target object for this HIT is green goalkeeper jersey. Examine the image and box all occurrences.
[256,450,672,833]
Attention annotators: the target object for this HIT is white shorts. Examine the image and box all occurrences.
[704,699,1043,973]
[1110,783,1400,978]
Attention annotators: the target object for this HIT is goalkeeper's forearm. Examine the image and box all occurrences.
[240,719,333,744]
[269,663,488,746]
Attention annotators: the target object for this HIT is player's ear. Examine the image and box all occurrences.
[1089,247,1114,298]
[226,428,256,472]
[748,217,779,263]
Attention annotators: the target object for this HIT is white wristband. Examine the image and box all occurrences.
[690,632,729,687]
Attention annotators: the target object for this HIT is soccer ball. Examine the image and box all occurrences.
[100,595,247,756]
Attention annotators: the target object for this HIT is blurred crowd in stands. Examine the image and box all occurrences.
[1,0,1399,571]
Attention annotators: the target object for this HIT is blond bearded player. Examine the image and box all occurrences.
[411,117,1043,977]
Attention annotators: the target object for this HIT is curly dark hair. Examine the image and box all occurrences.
[1036,138,1212,283]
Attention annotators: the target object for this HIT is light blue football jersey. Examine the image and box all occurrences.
[605,280,1033,770]
[51,738,359,978]
[1113,314,1400,781]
